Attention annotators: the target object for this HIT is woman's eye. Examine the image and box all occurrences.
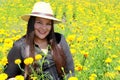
[36,21,42,24]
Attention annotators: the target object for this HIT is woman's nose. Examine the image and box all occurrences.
[42,24,46,27]
[41,24,48,29]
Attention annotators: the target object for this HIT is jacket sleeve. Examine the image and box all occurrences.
[4,41,23,78]
[59,34,75,78]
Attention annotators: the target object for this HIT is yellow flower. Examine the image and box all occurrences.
[1,57,8,66]
[15,59,21,64]
[0,73,8,80]
[89,73,97,80]
[75,65,83,71]
[89,76,95,80]
[0,38,3,43]
[105,58,112,63]
[15,75,24,80]
[76,36,83,43]
[75,63,84,71]
[111,55,118,58]
[35,54,42,61]
[88,36,96,41]
[68,76,78,80]
[70,44,75,48]
[114,66,120,71]
[66,35,76,42]
[91,74,97,77]
[105,72,116,79]
[4,38,13,44]
[70,48,76,54]
[24,57,33,65]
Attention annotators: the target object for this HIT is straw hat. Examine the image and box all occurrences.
[21,2,61,23]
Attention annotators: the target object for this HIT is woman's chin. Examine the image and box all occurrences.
[38,36,47,39]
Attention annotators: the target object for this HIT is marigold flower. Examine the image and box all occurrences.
[0,73,8,80]
[84,53,88,58]
[88,36,96,41]
[114,66,120,71]
[89,73,97,80]
[70,49,76,54]
[111,55,118,58]
[24,57,33,65]
[105,72,115,79]
[76,36,83,43]
[66,35,76,42]
[105,58,112,63]
[15,59,21,64]
[89,76,95,80]
[75,65,83,71]
[68,76,78,80]
[1,57,8,66]
[15,75,24,80]
[35,54,42,61]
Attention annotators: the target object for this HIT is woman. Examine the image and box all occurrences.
[4,2,74,80]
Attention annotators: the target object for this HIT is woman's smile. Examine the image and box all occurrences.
[39,30,46,34]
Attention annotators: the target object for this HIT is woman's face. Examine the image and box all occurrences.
[34,17,52,39]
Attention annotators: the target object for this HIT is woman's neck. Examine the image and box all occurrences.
[34,37,48,49]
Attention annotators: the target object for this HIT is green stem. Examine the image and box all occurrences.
[61,67,67,80]
[41,56,46,79]
[18,64,24,72]
[29,65,37,77]
[82,57,86,66]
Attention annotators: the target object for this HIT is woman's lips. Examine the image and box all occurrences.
[39,30,46,34]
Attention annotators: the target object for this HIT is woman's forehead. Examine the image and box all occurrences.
[35,17,51,22]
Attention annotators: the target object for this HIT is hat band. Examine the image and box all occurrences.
[31,12,54,17]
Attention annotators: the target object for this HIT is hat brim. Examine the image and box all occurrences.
[21,14,61,24]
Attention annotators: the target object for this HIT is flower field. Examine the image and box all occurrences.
[0,0,120,80]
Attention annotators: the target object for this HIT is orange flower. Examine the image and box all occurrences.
[84,53,88,58]
[75,65,83,71]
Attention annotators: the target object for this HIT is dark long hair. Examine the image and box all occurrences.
[25,16,66,77]
[26,16,35,57]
